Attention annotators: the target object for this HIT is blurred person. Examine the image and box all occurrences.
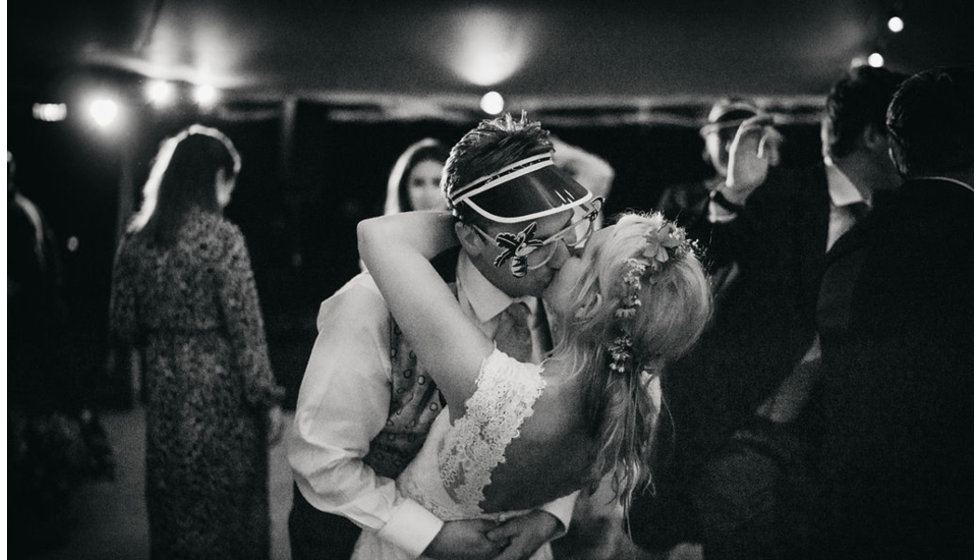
[551,136,615,222]
[797,66,972,558]
[109,125,285,560]
[383,138,451,214]
[656,99,777,233]
[351,201,711,559]
[629,66,907,559]
[288,114,595,560]
[8,150,107,555]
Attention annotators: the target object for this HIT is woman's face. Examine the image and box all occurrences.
[406,159,445,211]
[215,168,237,209]
[543,226,611,313]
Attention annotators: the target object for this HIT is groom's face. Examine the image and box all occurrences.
[460,209,574,298]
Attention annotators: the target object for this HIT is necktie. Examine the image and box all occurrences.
[846,201,870,222]
[494,302,533,362]
[828,201,870,251]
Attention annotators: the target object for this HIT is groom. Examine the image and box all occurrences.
[288,113,596,560]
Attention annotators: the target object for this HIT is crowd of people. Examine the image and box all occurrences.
[87,64,975,560]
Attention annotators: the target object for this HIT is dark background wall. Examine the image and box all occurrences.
[8,88,824,406]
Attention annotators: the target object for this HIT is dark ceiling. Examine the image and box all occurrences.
[7,0,974,103]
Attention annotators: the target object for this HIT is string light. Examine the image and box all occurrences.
[89,98,120,128]
[32,103,67,122]
[193,84,218,107]
[887,16,904,33]
[868,52,884,67]
[146,80,176,106]
[480,91,504,115]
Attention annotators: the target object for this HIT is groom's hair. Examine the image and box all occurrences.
[442,112,553,225]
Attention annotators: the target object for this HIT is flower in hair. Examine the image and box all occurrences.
[608,334,634,374]
[605,215,695,376]
[642,221,690,265]
[493,222,543,278]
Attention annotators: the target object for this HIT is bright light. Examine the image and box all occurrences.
[887,16,904,33]
[146,80,176,106]
[193,84,218,107]
[448,8,531,87]
[868,52,885,67]
[32,103,67,122]
[89,98,120,128]
[480,91,505,115]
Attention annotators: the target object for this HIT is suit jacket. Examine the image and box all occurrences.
[631,165,832,552]
[666,164,831,461]
[810,177,973,557]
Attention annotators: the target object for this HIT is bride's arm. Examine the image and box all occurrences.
[357,211,494,418]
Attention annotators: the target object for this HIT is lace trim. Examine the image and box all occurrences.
[438,349,545,516]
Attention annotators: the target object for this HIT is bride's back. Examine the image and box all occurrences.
[478,368,597,512]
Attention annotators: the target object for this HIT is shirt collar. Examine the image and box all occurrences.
[456,253,539,323]
[824,158,870,208]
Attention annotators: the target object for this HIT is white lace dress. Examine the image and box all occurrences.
[351,349,552,560]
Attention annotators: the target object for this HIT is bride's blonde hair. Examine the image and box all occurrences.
[552,212,712,509]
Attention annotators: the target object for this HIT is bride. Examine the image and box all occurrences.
[354,208,711,559]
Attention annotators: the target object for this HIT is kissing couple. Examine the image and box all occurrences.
[288,113,712,560]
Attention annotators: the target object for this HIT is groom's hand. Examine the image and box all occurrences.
[486,510,561,560]
[424,519,502,560]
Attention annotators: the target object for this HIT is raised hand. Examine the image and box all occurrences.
[723,115,783,205]
[486,510,561,560]
[424,519,503,560]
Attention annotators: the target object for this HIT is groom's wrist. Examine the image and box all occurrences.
[377,499,444,557]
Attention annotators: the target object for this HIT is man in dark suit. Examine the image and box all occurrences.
[806,66,972,559]
[629,66,907,559]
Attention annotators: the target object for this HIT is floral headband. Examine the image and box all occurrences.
[607,216,695,375]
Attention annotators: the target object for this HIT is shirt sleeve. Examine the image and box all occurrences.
[538,491,580,537]
[215,224,283,409]
[286,273,443,556]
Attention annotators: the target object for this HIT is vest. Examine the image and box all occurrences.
[363,283,456,480]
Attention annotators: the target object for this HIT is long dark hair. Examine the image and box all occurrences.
[383,138,450,214]
[129,125,241,246]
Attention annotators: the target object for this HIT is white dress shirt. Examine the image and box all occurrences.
[287,253,576,557]
[824,159,871,251]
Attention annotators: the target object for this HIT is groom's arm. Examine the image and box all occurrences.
[536,492,579,537]
[287,274,443,557]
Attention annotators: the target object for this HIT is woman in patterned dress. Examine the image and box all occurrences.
[109,125,284,560]
[353,209,712,559]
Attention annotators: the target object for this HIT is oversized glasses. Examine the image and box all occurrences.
[472,197,604,276]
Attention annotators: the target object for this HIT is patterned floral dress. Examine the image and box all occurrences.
[109,208,283,560]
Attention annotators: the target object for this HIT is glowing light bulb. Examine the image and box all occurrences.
[480,91,504,115]
[146,80,176,106]
[33,103,67,122]
[868,52,884,67]
[887,16,904,33]
[193,84,218,106]
[89,98,119,127]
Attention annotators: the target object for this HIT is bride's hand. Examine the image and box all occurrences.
[424,519,503,560]
[486,510,561,560]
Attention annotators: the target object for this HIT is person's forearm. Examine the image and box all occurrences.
[288,280,445,556]
[358,211,458,268]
